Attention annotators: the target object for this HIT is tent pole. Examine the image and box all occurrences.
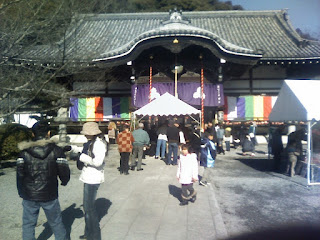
[189,114,200,125]
[133,113,135,131]
[307,121,311,185]
[200,111,202,133]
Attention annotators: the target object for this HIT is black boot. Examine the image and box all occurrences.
[179,200,188,206]
[190,195,197,203]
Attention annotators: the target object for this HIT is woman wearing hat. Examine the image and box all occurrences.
[78,122,108,240]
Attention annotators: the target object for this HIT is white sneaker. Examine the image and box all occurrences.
[199,180,207,186]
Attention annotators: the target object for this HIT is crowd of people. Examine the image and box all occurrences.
[16,118,306,239]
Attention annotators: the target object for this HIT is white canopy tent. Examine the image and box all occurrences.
[133,92,201,127]
[269,79,320,185]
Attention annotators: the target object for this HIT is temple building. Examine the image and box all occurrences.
[14,9,320,124]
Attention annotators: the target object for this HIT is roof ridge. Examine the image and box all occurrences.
[72,9,285,20]
[274,10,307,47]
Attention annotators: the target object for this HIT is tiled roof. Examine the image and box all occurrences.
[17,10,320,64]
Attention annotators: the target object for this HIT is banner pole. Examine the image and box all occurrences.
[201,63,204,132]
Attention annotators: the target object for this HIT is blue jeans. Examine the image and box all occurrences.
[167,142,178,165]
[83,183,101,240]
[156,139,166,158]
[22,199,66,240]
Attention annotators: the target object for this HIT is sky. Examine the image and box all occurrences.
[229,0,320,39]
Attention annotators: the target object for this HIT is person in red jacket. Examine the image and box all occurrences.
[117,124,134,175]
[17,120,70,240]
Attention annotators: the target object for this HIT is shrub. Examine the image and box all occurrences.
[0,123,32,161]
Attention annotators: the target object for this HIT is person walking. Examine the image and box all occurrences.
[117,124,134,175]
[78,122,108,240]
[166,120,180,165]
[17,120,70,240]
[155,122,168,160]
[131,122,150,171]
[199,132,217,186]
[176,144,198,206]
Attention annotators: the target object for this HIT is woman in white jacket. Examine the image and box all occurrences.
[78,122,107,240]
[176,144,198,206]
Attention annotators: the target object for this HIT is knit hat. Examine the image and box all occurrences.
[81,122,102,135]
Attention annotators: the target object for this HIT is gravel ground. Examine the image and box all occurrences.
[212,144,320,239]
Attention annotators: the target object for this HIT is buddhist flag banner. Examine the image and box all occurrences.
[70,97,130,121]
[223,96,277,121]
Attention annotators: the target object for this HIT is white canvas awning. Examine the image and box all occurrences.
[133,92,201,116]
[269,79,320,186]
[269,80,320,122]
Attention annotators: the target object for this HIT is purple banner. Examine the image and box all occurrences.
[131,83,224,108]
[70,98,78,121]
[237,97,246,118]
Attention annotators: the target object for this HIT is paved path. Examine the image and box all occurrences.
[0,144,228,240]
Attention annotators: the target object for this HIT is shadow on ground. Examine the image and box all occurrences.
[37,198,112,240]
[168,184,182,202]
[237,158,274,172]
[224,223,320,240]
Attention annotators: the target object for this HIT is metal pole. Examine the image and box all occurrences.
[175,67,178,98]
[149,66,152,102]
[307,121,312,185]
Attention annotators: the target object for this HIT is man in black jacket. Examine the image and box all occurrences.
[166,120,180,165]
[17,120,70,240]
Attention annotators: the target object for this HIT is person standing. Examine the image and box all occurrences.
[176,144,198,206]
[107,122,117,144]
[117,124,134,175]
[286,140,300,177]
[271,126,284,171]
[224,125,232,151]
[216,124,225,155]
[131,122,150,171]
[166,120,180,165]
[205,121,217,144]
[199,132,217,186]
[78,122,108,240]
[17,120,70,240]
[188,127,201,159]
[242,134,255,156]
[155,122,168,160]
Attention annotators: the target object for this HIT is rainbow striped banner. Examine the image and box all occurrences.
[224,96,277,121]
[69,97,130,121]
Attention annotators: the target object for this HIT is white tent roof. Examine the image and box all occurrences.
[134,92,200,116]
[269,80,320,122]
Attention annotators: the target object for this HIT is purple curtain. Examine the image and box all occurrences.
[131,83,224,107]
[131,83,174,108]
[70,98,78,121]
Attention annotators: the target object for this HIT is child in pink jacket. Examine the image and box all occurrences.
[176,144,199,206]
